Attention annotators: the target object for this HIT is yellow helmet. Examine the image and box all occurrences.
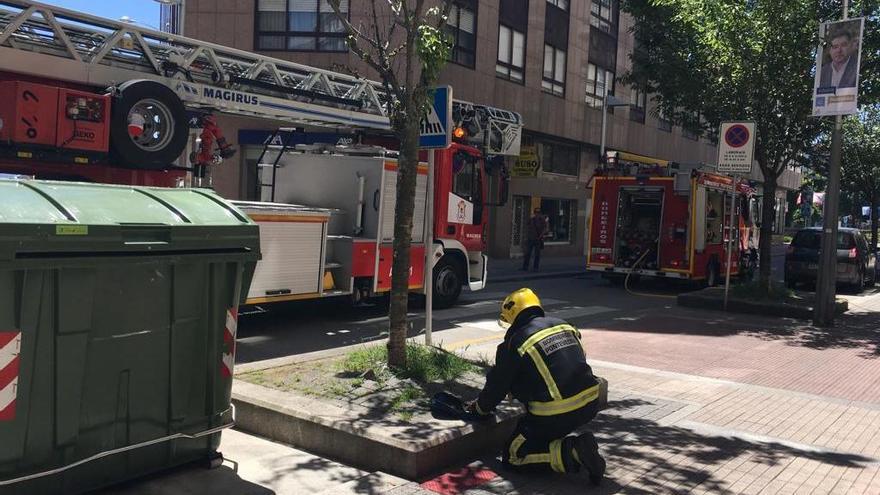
[499,288,543,328]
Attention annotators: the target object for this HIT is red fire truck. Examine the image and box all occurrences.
[587,152,758,285]
[0,0,522,307]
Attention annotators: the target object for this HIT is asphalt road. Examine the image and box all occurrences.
[235,246,787,366]
[234,273,688,365]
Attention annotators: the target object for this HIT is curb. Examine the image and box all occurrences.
[488,269,588,284]
[677,289,848,320]
[231,380,522,480]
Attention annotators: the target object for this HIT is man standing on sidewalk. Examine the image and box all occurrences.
[522,208,549,271]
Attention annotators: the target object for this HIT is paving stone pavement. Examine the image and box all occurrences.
[380,358,880,495]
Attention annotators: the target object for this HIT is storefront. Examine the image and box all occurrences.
[491,133,593,260]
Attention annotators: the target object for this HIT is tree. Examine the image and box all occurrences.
[621,0,824,291]
[328,1,451,367]
[841,106,880,251]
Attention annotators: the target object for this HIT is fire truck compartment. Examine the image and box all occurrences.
[233,202,333,304]
[250,149,429,301]
[262,150,427,244]
[615,188,663,270]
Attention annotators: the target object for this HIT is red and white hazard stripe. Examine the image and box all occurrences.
[0,331,22,421]
[221,308,237,378]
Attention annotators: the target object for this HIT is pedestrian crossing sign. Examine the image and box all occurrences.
[419,86,452,149]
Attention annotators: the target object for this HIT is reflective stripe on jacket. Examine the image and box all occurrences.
[476,315,599,416]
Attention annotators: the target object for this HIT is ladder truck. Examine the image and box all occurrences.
[0,0,523,307]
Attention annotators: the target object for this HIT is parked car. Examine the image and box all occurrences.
[785,227,876,291]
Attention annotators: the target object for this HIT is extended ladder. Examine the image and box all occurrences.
[0,0,522,154]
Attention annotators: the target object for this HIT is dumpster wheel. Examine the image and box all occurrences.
[205,451,225,470]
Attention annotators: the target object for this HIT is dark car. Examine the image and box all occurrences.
[785,227,876,291]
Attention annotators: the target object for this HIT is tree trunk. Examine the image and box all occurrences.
[758,175,778,291]
[872,196,878,255]
[386,118,421,368]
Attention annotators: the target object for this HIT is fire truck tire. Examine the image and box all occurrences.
[706,262,720,287]
[110,79,189,169]
[432,256,463,309]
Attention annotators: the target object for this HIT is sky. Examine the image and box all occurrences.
[43,0,161,29]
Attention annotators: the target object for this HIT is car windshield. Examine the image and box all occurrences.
[791,230,855,250]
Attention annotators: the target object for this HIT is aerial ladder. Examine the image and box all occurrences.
[0,0,522,179]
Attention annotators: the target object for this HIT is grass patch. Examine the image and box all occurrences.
[731,280,796,302]
[390,385,426,421]
[343,343,477,384]
[239,343,484,423]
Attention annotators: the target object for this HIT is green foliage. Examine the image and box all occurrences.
[343,343,477,384]
[622,0,821,175]
[417,10,453,85]
[841,106,880,203]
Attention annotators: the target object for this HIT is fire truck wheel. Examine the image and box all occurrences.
[433,256,463,309]
[110,79,189,169]
[706,262,720,287]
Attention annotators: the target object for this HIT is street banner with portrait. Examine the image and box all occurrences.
[813,18,865,116]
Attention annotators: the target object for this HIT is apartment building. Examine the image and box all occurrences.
[174,1,791,258]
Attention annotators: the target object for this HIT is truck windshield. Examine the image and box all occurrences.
[453,151,479,203]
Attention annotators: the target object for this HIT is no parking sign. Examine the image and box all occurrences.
[717,122,755,174]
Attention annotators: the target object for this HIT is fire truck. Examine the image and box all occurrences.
[586,151,759,285]
[0,0,522,307]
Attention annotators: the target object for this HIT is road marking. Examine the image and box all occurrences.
[455,319,504,332]
[447,334,504,351]
[445,306,616,351]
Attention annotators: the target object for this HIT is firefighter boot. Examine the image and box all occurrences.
[216,137,237,159]
[574,431,605,485]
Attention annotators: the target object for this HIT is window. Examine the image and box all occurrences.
[585,63,614,108]
[705,190,723,244]
[657,109,672,132]
[630,86,647,123]
[683,111,700,140]
[255,0,349,52]
[543,45,566,96]
[541,141,579,176]
[590,0,615,34]
[452,151,480,203]
[540,198,576,243]
[547,0,568,10]
[497,24,526,82]
[446,2,477,67]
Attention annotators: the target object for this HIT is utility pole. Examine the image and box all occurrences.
[813,0,849,327]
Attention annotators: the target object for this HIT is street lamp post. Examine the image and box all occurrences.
[599,89,631,161]
[814,0,849,327]
[153,0,185,35]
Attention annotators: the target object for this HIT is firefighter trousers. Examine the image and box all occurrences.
[502,400,602,474]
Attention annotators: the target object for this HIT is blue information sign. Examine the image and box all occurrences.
[419,86,452,149]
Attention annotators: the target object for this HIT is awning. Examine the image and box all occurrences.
[613,151,670,167]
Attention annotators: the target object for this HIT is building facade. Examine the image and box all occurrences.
[177,1,791,259]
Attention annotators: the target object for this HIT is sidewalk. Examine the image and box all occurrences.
[378,359,880,495]
[488,255,586,283]
[107,354,880,494]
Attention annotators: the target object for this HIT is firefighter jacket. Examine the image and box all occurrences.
[476,315,599,417]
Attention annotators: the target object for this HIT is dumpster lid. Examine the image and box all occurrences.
[0,179,252,226]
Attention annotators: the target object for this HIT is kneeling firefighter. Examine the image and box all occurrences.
[466,288,606,484]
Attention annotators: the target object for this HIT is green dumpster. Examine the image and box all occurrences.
[0,179,260,495]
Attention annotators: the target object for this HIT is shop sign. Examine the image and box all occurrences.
[511,146,540,177]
